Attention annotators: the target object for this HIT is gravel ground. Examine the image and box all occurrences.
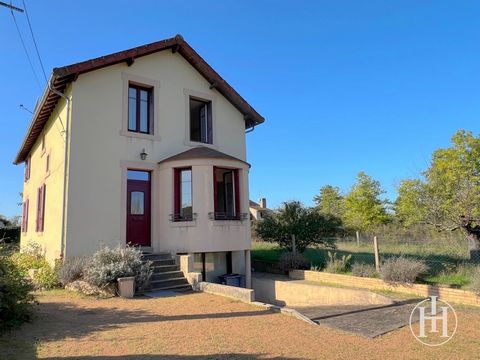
[1,290,479,359]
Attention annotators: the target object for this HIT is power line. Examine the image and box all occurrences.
[22,0,47,83]
[0,1,23,12]
[9,1,42,91]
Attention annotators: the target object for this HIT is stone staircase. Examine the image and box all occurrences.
[141,252,192,292]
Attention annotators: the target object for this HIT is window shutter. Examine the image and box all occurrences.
[25,199,29,233]
[174,169,180,216]
[36,185,46,232]
[36,187,41,231]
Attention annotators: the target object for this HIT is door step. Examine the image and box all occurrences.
[140,252,192,293]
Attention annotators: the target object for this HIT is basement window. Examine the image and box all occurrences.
[189,97,212,144]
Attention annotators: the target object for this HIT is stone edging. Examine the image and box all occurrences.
[195,282,254,303]
[250,301,317,326]
[289,270,480,307]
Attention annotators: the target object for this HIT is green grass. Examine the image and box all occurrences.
[251,241,478,288]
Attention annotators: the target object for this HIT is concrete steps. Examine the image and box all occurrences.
[141,252,192,293]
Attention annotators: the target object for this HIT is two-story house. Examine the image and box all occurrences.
[14,35,264,288]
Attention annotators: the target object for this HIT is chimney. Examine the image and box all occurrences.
[259,198,267,209]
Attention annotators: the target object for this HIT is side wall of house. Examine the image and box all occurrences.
[20,87,71,262]
[65,51,249,257]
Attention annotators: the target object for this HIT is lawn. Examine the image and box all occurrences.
[1,290,480,359]
[251,241,476,288]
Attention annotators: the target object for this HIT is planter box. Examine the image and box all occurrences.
[117,277,135,298]
[289,270,480,307]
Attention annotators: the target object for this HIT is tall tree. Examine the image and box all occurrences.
[396,130,480,258]
[314,185,345,219]
[344,172,389,232]
[255,201,337,252]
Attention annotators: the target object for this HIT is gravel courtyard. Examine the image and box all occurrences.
[1,290,479,359]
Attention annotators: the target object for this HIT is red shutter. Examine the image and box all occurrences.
[234,169,240,216]
[22,200,28,232]
[36,187,41,231]
[173,169,180,217]
[25,157,31,181]
[36,185,46,232]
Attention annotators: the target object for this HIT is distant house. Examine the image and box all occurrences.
[249,198,271,221]
[15,35,265,289]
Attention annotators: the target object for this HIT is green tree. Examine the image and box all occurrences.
[344,172,389,232]
[314,185,345,219]
[255,201,337,252]
[395,130,480,257]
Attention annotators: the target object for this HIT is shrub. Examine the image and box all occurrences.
[11,249,60,290]
[380,256,428,283]
[0,251,34,332]
[352,262,377,278]
[58,257,88,286]
[84,245,152,289]
[32,260,61,290]
[470,267,480,294]
[324,251,351,274]
[278,252,308,271]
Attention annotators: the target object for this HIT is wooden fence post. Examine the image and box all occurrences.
[356,231,360,246]
[373,236,380,272]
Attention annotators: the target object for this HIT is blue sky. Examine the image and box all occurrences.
[1,1,479,217]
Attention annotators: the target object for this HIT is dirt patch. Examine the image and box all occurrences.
[1,290,479,359]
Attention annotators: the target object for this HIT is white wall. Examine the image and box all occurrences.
[65,50,250,257]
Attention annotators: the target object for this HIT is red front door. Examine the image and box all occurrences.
[126,170,151,246]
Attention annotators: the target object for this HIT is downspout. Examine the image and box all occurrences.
[48,79,71,259]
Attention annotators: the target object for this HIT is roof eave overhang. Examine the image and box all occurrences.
[14,35,264,164]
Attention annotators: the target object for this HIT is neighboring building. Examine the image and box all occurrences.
[15,35,264,287]
[249,198,271,221]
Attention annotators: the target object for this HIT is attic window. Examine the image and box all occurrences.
[128,84,153,134]
[189,97,212,144]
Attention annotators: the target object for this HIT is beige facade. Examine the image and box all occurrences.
[17,37,264,286]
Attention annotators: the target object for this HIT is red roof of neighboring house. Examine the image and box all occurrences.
[14,35,265,164]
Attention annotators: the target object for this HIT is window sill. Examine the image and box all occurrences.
[170,220,197,228]
[184,139,217,149]
[211,220,245,227]
[120,130,161,141]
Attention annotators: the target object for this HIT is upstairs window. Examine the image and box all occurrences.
[36,184,46,232]
[25,157,31,182]
[128,84,152,134]
[213,167,240,220]
[189,97,212,144]
[173,168,193,221]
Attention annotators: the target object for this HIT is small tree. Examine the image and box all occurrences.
[344,172,390,233]
[254,201,337,252]
[314,185,345,219]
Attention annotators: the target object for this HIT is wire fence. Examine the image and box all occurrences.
[333,230,471,275]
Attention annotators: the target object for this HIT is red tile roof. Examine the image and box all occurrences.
[14,35,264,164]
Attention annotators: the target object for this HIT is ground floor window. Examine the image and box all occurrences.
[213,167,240,220]
[173,168,193,221]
